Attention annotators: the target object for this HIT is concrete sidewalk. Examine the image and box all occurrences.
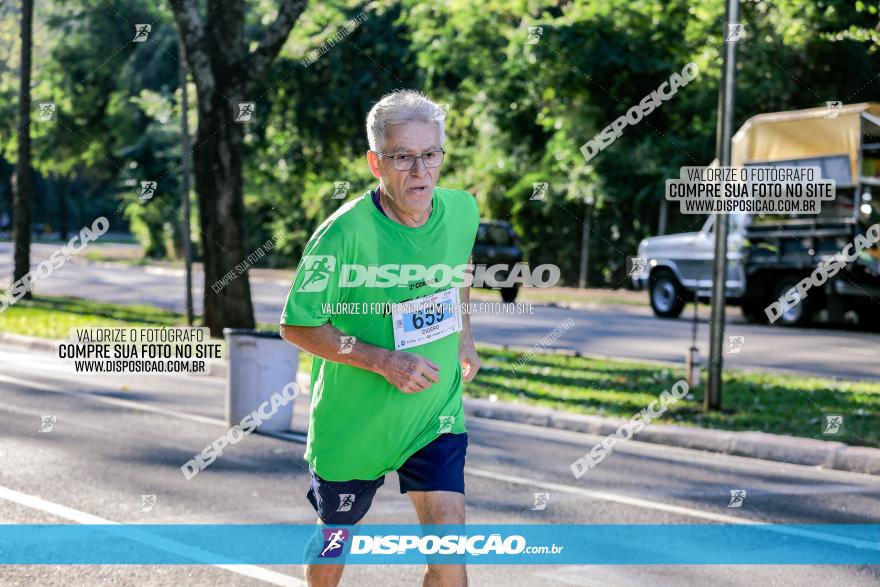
[4,330,878,476]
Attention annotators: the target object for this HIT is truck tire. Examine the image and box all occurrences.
[770,277,816,327]
[741,300,768,324]
[649,270,686,318]
[857,308,880,332]
[501,285,519,303]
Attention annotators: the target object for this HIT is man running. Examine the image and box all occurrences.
[280,89,481,587]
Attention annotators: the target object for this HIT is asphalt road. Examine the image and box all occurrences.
[1,344,878,586]
[1,243,878,381]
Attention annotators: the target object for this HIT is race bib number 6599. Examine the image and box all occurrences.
[391,288,462,350]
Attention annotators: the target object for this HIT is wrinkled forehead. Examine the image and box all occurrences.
[381,121,442,153]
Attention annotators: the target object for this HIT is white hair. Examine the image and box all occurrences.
[366,90,446,152]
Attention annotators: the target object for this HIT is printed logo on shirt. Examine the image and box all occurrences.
[438,415,455,434]
[297,255,337,292]
[337,493,356,512]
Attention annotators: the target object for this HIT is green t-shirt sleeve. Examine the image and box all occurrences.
[453,188,481,247]
[465,191,480,239]
[280,223,347,327]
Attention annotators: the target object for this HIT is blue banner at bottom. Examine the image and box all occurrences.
[0,524,877,565]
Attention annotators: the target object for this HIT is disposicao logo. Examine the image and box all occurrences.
[320,528,349,558]
[297,255,337,293]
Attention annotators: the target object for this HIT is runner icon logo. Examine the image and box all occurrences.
[525,26,543,45]
[530,182,549,200]
[139,494,157,512]
[320,528,349,558]
[531,492,550,511]
[725,23,745,42]
[822,414,844,435]
[338,336,356,354]
[727,335,745,354]
[336,494,355,512]
[36,102,56,122]
[139,181,157,201]
[728,489,747,508]
[332,181,350,199]
[438,416,455,434]
[39,415,56,433]
[133,24,151,42]
[235,102,255,123]
[825,101,842,119]
[627,256,648,277]
[433,103,450,122]
[297,255,337,292]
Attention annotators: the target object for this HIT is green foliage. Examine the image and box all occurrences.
[3,0,880,284]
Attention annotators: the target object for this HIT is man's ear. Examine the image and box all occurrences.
[367,151,382,179]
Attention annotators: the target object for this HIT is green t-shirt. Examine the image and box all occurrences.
[280,186,480,481]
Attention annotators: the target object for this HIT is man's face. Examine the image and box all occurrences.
[368,121,442,212]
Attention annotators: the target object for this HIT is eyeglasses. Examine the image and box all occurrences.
[377,148,446,171]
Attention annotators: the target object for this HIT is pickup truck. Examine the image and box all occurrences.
[633,103,880,330]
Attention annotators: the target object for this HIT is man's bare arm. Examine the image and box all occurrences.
[280,323,440,394]
[458,258,481,382]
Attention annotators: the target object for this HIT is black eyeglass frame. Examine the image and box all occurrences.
[376,147,447,171]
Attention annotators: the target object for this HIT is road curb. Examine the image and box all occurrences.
[246,343,879,476]
[0,332,61,353]
[2,331,877,475]
[463,397,880,476]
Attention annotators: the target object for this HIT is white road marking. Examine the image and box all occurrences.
[2,360,876,559]
[0,484,305,586]
[0,373,307,443]
[466,467,880,552]
[0,373,220,426]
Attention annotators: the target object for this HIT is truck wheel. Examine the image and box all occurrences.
[771,277,815,327]
[741,300,768,324]
[649,270,686,318]
[501,285,519,303]
[857,308,880,332]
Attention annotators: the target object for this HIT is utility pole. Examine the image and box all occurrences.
[658,198,667,236]
[706,0,740,411]
[578,196,592,289]
[179,38,194,326]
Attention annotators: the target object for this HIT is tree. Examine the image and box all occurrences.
[169,0,307,336]
[12,0,33,299]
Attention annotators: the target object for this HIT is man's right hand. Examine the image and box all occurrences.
[380,350,440,394]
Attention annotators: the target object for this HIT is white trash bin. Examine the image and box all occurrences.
[224,329,299,433]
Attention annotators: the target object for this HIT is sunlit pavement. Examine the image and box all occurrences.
[1,344,878,586]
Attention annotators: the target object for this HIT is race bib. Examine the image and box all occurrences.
[391,288,462,350]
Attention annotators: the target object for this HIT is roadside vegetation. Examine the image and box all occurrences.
[3,295,875,447]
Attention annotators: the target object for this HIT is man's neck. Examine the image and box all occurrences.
[378,186,432,228]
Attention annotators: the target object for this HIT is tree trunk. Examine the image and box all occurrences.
[12,0,33,298]
[189,1,253,336]
[170,0,307,336]
[58,176,69,241]
[193,78,255,335]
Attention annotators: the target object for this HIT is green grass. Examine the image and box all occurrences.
[82,250,150,266]
[0,295,279,340]
[2,295,876,447]
[468,347,880,448]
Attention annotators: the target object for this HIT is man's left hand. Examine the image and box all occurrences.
[459,338,481,383]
